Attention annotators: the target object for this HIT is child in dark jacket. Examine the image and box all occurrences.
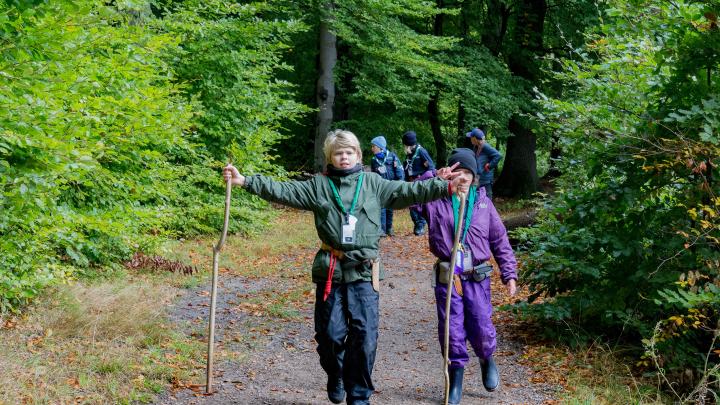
[402,130,435,235]
[369,135,404,236]
[466,127,502,199]
[418,148,518,405]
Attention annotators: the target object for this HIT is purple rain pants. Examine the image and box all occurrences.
[434,277,495,368]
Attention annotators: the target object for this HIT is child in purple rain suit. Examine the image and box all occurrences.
[418,148,518,405]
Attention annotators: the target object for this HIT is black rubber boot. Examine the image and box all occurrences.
[479,357,499,392]
[327,376,345,404]
[448,367,464,404]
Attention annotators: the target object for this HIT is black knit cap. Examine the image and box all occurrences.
[447,148,477,178]
[402,131,417,146]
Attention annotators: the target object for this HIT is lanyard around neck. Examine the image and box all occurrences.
[452,186,476,246]
[373,153,390,166]
[327,173,364,222]
[408,145,421,164]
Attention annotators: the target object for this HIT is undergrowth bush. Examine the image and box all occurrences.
[514,0,719,395]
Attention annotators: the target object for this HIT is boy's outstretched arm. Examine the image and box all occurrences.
[223,164,316,211]
[377,163,465,209]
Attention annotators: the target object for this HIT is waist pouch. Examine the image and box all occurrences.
[435,261,493,284]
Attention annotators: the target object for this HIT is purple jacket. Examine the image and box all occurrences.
[416,187,517,283]
[411,169,436,182]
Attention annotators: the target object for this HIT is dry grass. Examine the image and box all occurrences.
[0,207,326,404]
[0,278,204,404]
[44,282,170,341]
[161,206,319,280]
[557,343,669,405]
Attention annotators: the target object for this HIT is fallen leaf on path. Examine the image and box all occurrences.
[66,377,80,389]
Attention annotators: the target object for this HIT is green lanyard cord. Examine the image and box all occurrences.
[327,172,364,223]
[452,186,477,246]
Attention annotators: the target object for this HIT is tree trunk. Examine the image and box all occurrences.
[428,92,447,165]
[457,100,467,148]
[495,0,546,198]
[545,134,562,179]
[314,17,337,173]
[428,0,446,164]
[495,117,539,197]
[481,0,510,57]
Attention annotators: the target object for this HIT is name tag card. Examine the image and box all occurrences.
[342,215,358,244]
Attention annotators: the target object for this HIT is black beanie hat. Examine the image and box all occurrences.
[402,131,418,146]
[448,148,477,178]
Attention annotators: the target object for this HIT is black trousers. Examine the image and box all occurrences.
[314,281,379,402]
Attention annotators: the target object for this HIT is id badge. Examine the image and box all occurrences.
[342,215,357,244]
[463,248,473,271]
[453,250,464,275]
[378,166,387,174]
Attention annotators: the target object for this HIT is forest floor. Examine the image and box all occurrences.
[0,205,666,405]
[155,207,562,404]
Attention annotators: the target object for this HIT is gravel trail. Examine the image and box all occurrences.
[156,222,559,405]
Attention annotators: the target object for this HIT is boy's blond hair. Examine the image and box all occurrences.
[323,129,362,164]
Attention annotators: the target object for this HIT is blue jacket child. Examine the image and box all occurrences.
[466,128,502,199]
[402,130,436,235]
[402,131,435,180]
[370,135,404,236]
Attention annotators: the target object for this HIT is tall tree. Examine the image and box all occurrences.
[428,0,447,164]
[449,0,519,154]
[328,0,460,158]
[314,6,338,173]
[494,0,546,197]
[481,0,510,56]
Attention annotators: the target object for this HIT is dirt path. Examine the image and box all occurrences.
[157,220,559,404]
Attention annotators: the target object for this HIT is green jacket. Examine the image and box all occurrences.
[244,171,450,283]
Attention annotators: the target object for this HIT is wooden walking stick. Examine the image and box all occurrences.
[206,172,233,394]
[443,191,467,405]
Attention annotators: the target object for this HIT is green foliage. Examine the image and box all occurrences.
[444,45,524,143]
[0,0,305,312]
[517,0,720,385]
[333,0,462,109]
[1,0,189,310]
[278,0,468,167]
[153,0,311,171]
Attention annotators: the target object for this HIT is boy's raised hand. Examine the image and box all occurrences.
[437,162,472,195]
[436,162,460,180]
[223,164,245,187]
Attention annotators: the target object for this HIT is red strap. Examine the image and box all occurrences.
[323,253,337,301]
